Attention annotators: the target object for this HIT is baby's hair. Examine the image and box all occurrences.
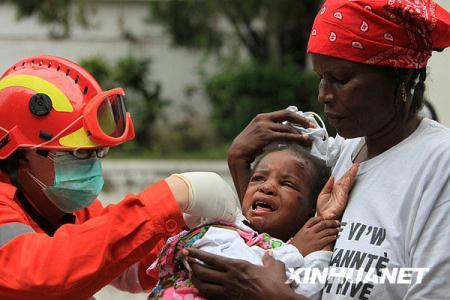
[252,141,330,208]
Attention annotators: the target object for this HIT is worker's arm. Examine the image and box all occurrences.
[0,180,183,300]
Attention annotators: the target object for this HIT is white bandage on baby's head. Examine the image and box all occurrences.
[283,105,328,140]
[283,106,342,167]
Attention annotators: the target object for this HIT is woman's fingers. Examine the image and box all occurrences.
[264,109,314,128]
[228,109,314,159]
[266,122,305,136]
[268,122,300,133]
[185,248,233,271]
[188,259,224,280]
[190,275,226,299]
[319,176,334,197]
[336,163,359,192]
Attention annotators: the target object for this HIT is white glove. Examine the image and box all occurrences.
[171,172,241,224]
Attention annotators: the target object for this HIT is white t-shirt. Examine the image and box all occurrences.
[319,118,450,299]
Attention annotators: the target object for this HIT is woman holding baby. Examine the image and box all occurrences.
[186,1,450,299]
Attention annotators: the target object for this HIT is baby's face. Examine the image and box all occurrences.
[242,150,316,241]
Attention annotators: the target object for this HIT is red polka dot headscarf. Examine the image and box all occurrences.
[307,0,450,69]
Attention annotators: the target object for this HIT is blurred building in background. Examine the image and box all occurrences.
[1,0,448,128]
[0,0,213,122]
[0,0,449,299]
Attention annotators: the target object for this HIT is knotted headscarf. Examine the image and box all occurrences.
[307,0,450,68]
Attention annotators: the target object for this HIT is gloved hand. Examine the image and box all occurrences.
[166,172,241,224]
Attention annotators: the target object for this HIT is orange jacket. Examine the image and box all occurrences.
[0,178,184,300]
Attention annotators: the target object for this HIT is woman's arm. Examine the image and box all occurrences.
[185,248,310,300]
[228,110,312,201]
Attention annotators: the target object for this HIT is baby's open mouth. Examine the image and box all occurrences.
[252,201,275,212]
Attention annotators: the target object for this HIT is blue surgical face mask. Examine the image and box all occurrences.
[28,152,104,213]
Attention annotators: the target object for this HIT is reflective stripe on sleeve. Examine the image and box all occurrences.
[0,222,35,246]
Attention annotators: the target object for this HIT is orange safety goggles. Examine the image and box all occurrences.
[33,87,135,150]
[82,88,134,146]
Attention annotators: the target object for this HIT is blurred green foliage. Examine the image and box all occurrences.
[149,116,222,158]
[149,0,328,142]
[148,0,222,50]
[80,55,166,150]
[205,62,322,141]
[7,0,329,155]
[149,0,322,67]
[5,0,90,39]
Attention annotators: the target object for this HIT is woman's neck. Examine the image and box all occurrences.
[355,115,422,162]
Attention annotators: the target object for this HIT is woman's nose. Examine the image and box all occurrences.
[318,79,335,105]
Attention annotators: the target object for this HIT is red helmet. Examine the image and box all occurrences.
[0,55,135,159]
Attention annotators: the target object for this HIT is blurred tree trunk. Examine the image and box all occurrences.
[149,0,322,68]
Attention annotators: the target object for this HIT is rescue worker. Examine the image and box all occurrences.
[0,55,240,300]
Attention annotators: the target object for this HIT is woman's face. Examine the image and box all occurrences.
[311,54,399,139]
[242,150,316,242]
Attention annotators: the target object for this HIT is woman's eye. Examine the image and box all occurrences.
[332,75,350,84]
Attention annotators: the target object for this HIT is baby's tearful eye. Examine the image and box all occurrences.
[251,175,264,182]
[282,181,297,189]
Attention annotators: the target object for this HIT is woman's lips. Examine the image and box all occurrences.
[325,112,345,120]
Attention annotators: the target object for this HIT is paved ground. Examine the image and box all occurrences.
[94,159,231,299]
[95,285,146,300]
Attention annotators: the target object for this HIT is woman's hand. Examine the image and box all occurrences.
[316,164,359,220]
[290,216,340,256]
[228,109,314,200]
[185,248,309,300]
